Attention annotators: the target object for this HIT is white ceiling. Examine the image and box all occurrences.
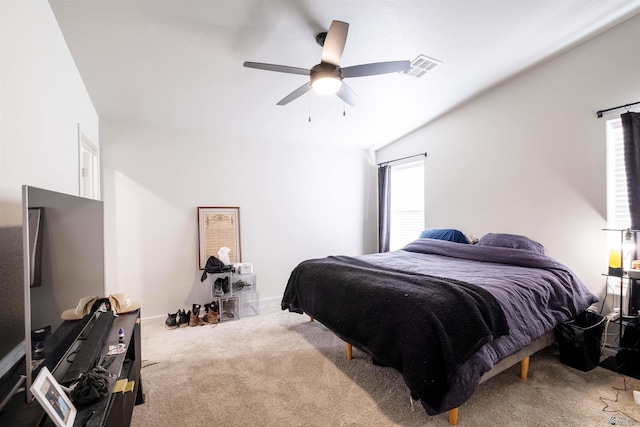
[49,0,640,150]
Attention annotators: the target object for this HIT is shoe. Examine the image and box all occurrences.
[205,300,219,313]
[234,279,250,291]
[203,302,219,324]
[165,312,178,329]
[213,278,224,297]
[177,309,189,327]
[203,311,217,324]
[222,299,236,319]
[189,311,199,326]
[189,304,201,326]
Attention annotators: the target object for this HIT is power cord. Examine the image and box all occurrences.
[601,276,611,315]
[600,375,639,425]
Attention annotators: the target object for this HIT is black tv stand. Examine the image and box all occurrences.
[0,310,143,426]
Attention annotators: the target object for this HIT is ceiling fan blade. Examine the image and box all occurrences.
[336,82,359,106]
[321,20,349,66]
[341,60,410,78]
[277,82,312,105]
[244,61,310,76]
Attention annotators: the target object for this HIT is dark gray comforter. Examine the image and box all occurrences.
[281,238,598,415]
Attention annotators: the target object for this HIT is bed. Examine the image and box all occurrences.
[281,232,598,424]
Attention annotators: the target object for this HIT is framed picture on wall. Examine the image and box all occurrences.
[197,207,241,269]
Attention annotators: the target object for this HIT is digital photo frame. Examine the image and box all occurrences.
[30,366,76,427]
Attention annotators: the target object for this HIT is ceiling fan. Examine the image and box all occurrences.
[243,20,410,106]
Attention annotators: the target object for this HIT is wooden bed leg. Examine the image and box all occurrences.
[443,356,529,426]
[448,408,459,425]
[520,356,530,381]
[309,316,314,322]
[346,343,353,360]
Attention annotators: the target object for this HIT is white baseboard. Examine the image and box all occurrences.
[259,296,282,315]
[142,295,283,322]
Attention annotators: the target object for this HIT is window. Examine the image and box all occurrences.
[606,118,630,229]
[605,118,631,313]
[389,160,424,251]
[78,126,100,200]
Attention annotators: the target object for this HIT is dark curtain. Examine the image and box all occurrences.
[378,165,391,253]
[622,112,640,316]
[623,112,640,229]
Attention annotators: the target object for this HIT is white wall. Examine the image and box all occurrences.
[100,120,376,318]
[1,2,98,214]
[377,13,640,303]
[0,0,98,360]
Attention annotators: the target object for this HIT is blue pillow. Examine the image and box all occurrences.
[418,229,469,244]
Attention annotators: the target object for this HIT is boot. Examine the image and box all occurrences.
[189,304,201,326]
[203,302,219,324]
[221,277,230,294]
[177,309,189,327]
[165,312,178,329]
[214,278,224,297]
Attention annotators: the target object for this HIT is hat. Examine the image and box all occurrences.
[108,293,142,315]
[61,296,100,320]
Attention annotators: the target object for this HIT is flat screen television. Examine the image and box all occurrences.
[21,185,105,403]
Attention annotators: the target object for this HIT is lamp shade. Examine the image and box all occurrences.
[310,63,342,96]
[609,249,623,276]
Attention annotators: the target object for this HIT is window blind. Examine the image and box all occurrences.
[607,118,630,229]
[389,160,424,251]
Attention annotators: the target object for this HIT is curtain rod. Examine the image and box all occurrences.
[596,101,640,118]
[377,152,427,166]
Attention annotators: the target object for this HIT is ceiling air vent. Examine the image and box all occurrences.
[402,54,442,78]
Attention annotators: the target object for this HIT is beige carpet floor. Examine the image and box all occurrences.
[131,310,640,426]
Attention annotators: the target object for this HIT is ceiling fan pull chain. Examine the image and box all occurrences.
[343,102,346,117]
[308,93,312,122]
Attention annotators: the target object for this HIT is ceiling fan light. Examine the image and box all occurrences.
[312,76,342,95]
